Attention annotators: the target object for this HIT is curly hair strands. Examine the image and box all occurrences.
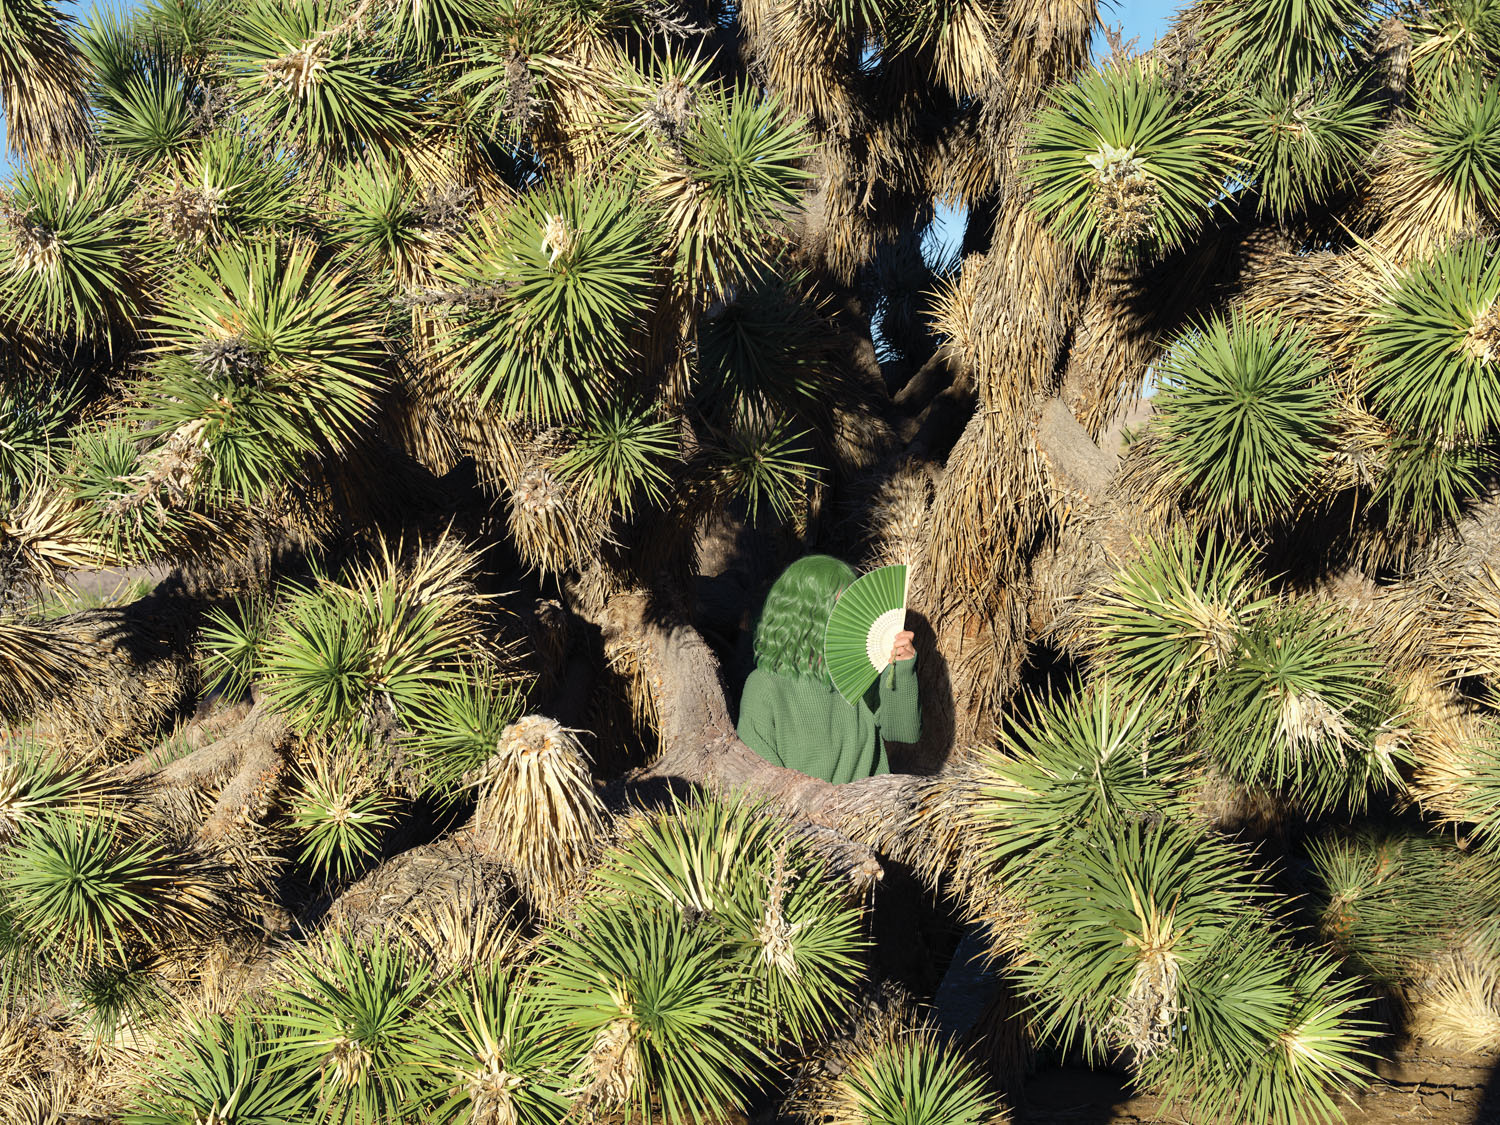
[752,554,856,682]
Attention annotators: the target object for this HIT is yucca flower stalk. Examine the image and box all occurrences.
[1024,63,1241,261]
[406,963,575,1124]
[1151,310,1336,527]
[272,933,432,1125]
[1198,602,1403,813]
[120,1009,316,1125]
[438,178,656,422]
[1086,529,1274,703]
[535,898,768,1123]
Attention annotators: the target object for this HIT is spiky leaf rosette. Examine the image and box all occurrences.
[0,369,80,501]
[260,586,377,737]
[1408,0,1500,96]
[121,1010,315,1125]
[0,154,141,341]
[289,747,396,881]
[146,132,302,250]
[406,963,574,1124]
[404,665,528,799]
[1371,429,1490,542]
[1368,82,1500,262]
[1365,239,1500,441]
[96,65,199,169]
[710,416,819,525]
[646,85,811,298]
[1242,79,1378,223]
[555,399,676,518]
[593,794,865,1043]
[1192,0,1371,94]
[797,1026,1006,1125]
[197,594,276,701]
[1306,829,1464,983]
[696,271,843,429]
[1086,529,1274,703]
[1023,63,1240,261]
[272,933,432,1125]
[471,715,604,912]
[0,0,89,159]
[138,241,388,503]
[0,813,224,973]
[1150,310,1335,527]
[535,899,768,1123]
[226,0,424,168]
[63,423,210,564]
[0,738,125,842]
[439,179,656,421]
[1198,602,1402,813]
[329,161,433,283]
[962,684,1191,880]
[1138,924,1374,1125]
[1020,821,1268,1063]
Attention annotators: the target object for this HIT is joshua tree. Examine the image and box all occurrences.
[4,0,1500,1122]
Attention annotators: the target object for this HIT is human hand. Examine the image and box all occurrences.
[890,630,915,663]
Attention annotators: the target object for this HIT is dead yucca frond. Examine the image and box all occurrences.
[1318,395,1392,496]
[1409,955,1500,1052]
[738,0,859,136]
[0,616,84,720]
[506,459,610,579]
[394,892,525,975]
[926,0,1005,99]
[2,489,116,594]
[471,715,605,913]
[1112,888,1182,1062]
[0,0,90,160]
[865,463,933,569]
[1425,564,1500,681]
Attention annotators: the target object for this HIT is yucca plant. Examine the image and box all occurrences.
[406,963,574,1124]
[0,153,141,342]
[1370,428,1490,540]
[261,587,378,737]
[1024,63,1241,260]
[646,85,812,298]
[1198,602,1403,813]
[226,0,426,167]
[1,813,223,973]
[137,240,388,504]
[796,1026,1006,1125]
[1407,0,1500,97]
[438,178,657,421]
[594,794,866,1043]
[963,684,1190,880]
[1241,79,1378,223]
[1192,0,1372,94]
[1086,528,1274,703]
[0,369,80,502]
[67,955,171,1045]
[0,616,83,719]
[329,162,434,283]
[288,746,397,881]
[1305,828,1465,983]
[1150,310,1336,527]
[710,416,819,525]
[272,933,432,1125]
[146,132,303,250]
[1365,238,1500,441]
[555,399,676,519]
[534,898,767,1123]
[197,594,278,701]
[0,737,124,841]
[121,1009,316,1125]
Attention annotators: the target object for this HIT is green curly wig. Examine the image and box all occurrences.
[752,554,856,683]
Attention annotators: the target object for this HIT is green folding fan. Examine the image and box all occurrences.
[824,564,909,705]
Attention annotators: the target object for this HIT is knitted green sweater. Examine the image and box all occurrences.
[735,657,921,784]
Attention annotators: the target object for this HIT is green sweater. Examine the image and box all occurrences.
[735,657,921,784]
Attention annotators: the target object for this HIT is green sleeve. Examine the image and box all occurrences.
[736,669,785,768]
[875,656,921,744]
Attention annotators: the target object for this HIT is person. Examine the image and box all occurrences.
[736,554,920,784]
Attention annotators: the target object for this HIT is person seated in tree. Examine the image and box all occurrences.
[736,554,920,784]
